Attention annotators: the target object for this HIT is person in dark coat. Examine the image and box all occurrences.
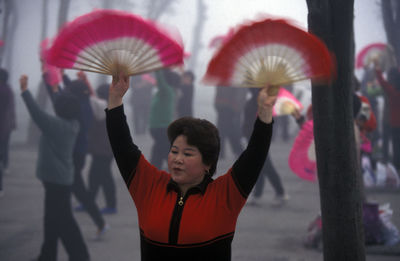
[20,75,90,261]
[0,68,16,196]
[176,70,195,118]
[88,83,117,214]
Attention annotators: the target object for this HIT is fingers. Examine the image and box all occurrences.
[20,75,28,92]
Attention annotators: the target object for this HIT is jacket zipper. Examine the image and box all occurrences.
[168,193,185,244]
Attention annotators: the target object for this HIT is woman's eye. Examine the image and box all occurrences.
[171,150,178,154]
[184,153,193,157]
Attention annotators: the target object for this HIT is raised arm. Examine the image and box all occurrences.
[232,86,277,197]
[20,75,62,136]
[106,74,141,186]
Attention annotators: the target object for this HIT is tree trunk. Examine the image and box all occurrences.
[0,0,18,68]
[146,0,175,20]
[26,0,71,145]
[381,0,400,65]
[306,0,365,260]
[187,0,206,71]
[57,0,70,29]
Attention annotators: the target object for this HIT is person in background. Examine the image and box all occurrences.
[44,70,108,239]
[87,83,117,214]
[243,88,289,206]
[148,68,180,169]
[176,70,195,118]
[105,72,277,260]
[374,64,400,171]
[214,85,247,159]
[0,68,16,197]
[130,74,154,135]
[20,75,90,261]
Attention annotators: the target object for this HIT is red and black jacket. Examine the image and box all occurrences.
[106,105,273,261]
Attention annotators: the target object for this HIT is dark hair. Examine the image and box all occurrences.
[163,68,180,87]
[54,92,80,120]
[96,83,109,100]
[353,94,361,118]
[183,70,195,82]
[66,79,90,98]
[0,68,8,84]
[352,75,360,92]
[167,117,220,176]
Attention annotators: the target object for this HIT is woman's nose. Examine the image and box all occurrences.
[175,154,183,164]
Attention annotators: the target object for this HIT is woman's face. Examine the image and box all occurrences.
[168,135,209,192]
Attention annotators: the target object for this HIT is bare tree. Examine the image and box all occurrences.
[381,0,400,65]
[186,0,207,71]
[0,0,18,69]
[26,0,71,145]
[145,0,177,20]
[306,0,366,260]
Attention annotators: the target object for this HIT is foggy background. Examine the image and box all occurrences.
[1,0,386,145]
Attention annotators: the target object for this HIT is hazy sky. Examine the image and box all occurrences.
[7,0,387,142]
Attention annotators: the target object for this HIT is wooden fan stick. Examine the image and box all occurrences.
[132,43,181,72]
[58,50,110,74]
[76,28,115,69]
[62,42,114,73]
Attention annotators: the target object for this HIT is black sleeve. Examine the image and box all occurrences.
[232,118,273,197]
[296,115,305,128]
[105,105,142,186]
[62,74,72,87]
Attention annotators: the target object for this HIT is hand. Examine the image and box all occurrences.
[51,84,60,93]
[257,85,278,124]
[20,75,28,93]
[108,73,130,109]
[77,71,87,81]
[291,107,301,120]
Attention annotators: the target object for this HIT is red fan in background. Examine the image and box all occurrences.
[47,9,184,76]
[203,17,335,95]
[356,43,387,69]
[40,38,62,87]
[0,39,4,47]
[272,87,303,117]
[288,120,317,182]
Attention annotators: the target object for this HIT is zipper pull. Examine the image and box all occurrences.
[178,196,184,206]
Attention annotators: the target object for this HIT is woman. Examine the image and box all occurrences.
[87,83,117,214]
[20,75,89,261]
[374,65,400,170]
[106,73,277,260]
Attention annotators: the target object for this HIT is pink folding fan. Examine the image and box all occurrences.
[272,87,303,116]
[356,42,396,71]
[288,120,317,182]
[47,9,184,76]
[40,38,62,87]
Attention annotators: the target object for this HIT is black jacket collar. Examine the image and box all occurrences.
[166,174,213,195]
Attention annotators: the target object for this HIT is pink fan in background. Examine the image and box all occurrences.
[40,38,62,87]
[272,87,303,116]
[47,9,184,76]
[356,43,391,69]
[142,73,156,85]
[288,120,317,182]
[0,39,4,47]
